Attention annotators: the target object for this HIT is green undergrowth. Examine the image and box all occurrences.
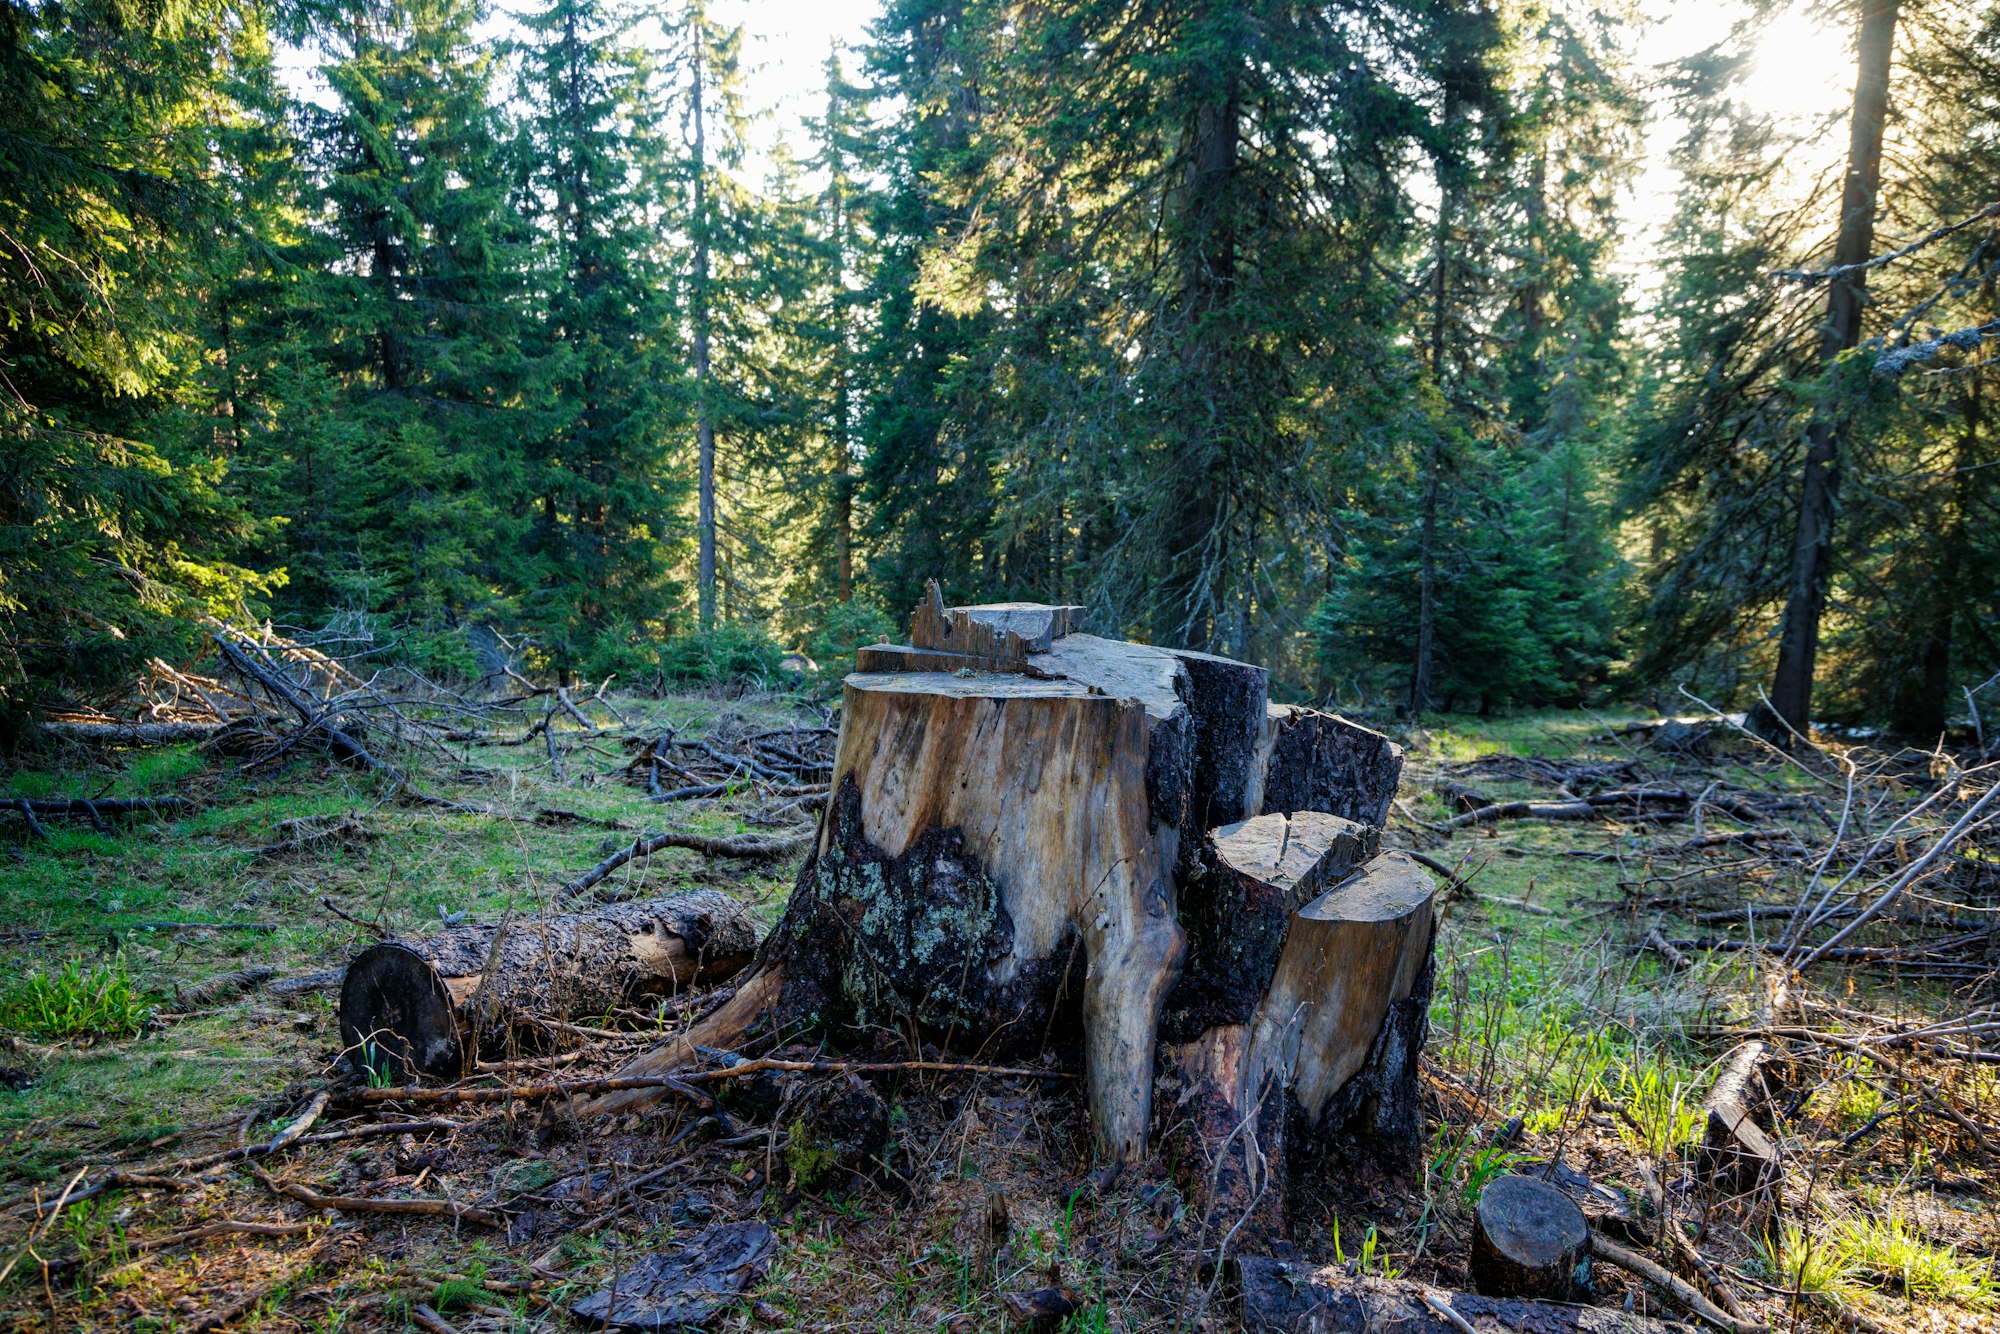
[0,691,807,1176]
[0,954,149,1040]
[1762,1213,2000,1310]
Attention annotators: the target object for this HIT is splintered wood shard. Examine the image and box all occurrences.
[905,578,1086,667]
[587,591,1430,1216]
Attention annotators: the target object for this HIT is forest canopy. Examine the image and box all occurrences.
[1,0,1995,734]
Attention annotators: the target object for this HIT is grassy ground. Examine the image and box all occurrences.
[0,699,1994,1332]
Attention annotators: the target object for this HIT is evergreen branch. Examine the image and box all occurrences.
[1773,201,2000,284]
[1871,319,2000,377]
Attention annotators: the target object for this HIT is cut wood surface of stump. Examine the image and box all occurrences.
[588,584,1427,1223]
[338,891,755,1080]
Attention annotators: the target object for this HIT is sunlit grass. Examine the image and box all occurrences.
[1760,1214,1999,1312]
[1839,1214,1999,1309]
[1761,1221,1864,1304]
[0,954,149,1039]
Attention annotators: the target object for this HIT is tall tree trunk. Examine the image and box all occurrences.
[217,299,244,454]
[835,371,854,603]
[1410,122,1456,719]
[691,30,718,631]
[1768,0,1901,734]
[1411,446,1440,715]
[1904,375,1979,737]
[1156,11,1242,652]
[832,186,854,604]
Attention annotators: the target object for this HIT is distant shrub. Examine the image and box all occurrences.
[660,622,785,686]
[805,599,898,680]
[0,954,148,1039]
[577,618,668,684]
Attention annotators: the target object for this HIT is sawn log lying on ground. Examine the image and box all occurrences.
[338,891,755,1080]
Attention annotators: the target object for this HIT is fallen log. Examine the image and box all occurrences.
[249,1163,502,1229]
[173,966,275,1011]
[1700,1041,1780,1186]
[557,828,815,902]
[338,891,756,1081]
[585,589,1425,1210]
[1442,787,1767,832]
[5,796,186,838]
[8,796,186,816]
[1237,1255,1689,1333]
[38,721,228,745]
[1701,972,1789,1187]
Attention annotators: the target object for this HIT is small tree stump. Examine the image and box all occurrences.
[337,891,755,1080]
[1470,1175,1591,1301]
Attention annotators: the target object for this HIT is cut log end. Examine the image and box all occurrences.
[1470,1175,1590,1301]
[339,942,464,1081]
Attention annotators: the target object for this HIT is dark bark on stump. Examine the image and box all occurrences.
[1257,706,1405,828]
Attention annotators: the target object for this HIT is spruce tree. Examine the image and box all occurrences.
[0,0,274,726]
[247,0,529,647]
[511,0,689,675]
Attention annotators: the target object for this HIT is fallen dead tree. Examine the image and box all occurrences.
[5,795,186,839]
[1441,786,1780,830]
[622,718,837,801]
[556,827,817,901]
[337,891,756,1080]
[583,587,1430,1228]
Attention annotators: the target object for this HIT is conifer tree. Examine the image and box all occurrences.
[852,0,1001,615]
[655,1,776,629]
[511,0,689,674]
[245,0,529,646]
[0,0,274,726]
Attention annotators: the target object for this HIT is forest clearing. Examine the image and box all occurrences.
[5,0,2000,1328]
[0,612,1994,1332]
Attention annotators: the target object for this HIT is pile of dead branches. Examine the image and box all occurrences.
[619,716,835,807]
[1417,721,2000,995]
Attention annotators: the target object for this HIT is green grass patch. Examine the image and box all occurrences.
[0,953,149,1039]
[1840,1214,1999,1308]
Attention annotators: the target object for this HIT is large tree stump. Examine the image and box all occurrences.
[338,891,755,1081]
[588,590,1426,1211]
